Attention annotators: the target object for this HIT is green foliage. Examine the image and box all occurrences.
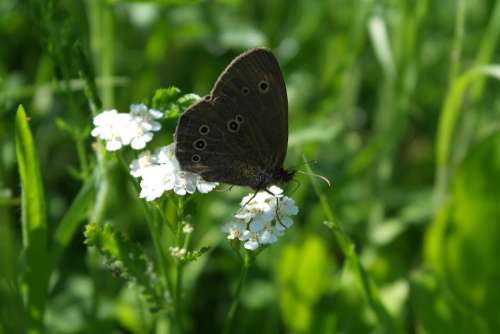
[410,270,487,333]
[15,105,49,334]
[84,222,167,313]
[0,222,25,334]
[151,87,200,119]
[180,246,210,264]
[425,132,500,332]
[277,235,333,333]
[51,176,96,266]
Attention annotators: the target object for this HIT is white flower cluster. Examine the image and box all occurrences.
[222,186,298,251]
[169,246,187,259]
[91,104,163,151]
[182,223,194,234]
[130,143,218,200]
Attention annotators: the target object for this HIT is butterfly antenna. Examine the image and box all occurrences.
[291,159,318,170]
[296,170,332,187]
[288,178,302,195]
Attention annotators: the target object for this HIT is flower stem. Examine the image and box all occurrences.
[90,148,109,225]
[223,253,251,334]
[174,262,184,333]
[145,210,174,303]
[75,137,90,178]
[173,197,186,333]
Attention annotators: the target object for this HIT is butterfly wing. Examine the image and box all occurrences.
[212,47,288,168]
[175,97,265,188]
[175,48,288,188]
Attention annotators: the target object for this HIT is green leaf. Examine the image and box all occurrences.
[45,277,94,334]
[151,87,181,113]
[277,235,332,333]
[0,221,25,333]
[368,16,395,78]
[181,246,210,264]
[51,176,96,267]
[115,286,154,333]
[84,222,167,313]
[426,131,500,331]
[409,270,488,334]
[151,87,200,119]
[15,105,49,333]
[436,65,500,197]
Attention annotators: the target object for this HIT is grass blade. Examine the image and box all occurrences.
[15,105,49,333]
[304,158,402,333]
[435,65,500,200]
[471,0,500,99]
[51,175,96,268]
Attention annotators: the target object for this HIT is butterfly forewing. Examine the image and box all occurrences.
[175,47,288,188]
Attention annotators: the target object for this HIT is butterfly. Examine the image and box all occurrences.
[174,47,294,191]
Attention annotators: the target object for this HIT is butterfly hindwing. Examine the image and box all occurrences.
[175,98,265,187]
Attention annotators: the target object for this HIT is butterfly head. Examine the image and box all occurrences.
[275,168,295,184]
[256,167,295,190]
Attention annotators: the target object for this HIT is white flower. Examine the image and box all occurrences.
[130,103,163,131]
[91,104,163,151]
[127,104,163,149]
[138,164,176,201]
[131,143,218,200]
[222,186,299,251]
[182,223,194,234]
[169,246,186,259]
[258,225,278,245]
[129,151,154,177]
[276,196,298,228]
[242,231,260,251]
[91,110,134,151]
[173,171,197,195]
[196,177,218,193]
[221,221,247,240]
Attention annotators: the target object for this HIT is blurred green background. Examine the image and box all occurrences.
[2,0,500,333]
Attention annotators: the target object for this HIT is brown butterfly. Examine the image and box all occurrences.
[175,48,294,191]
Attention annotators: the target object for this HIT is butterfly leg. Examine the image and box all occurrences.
[264,188,286,228]
[241,191,259,209]
[275,196,286,227]
[235,190,259,220]
[216,185,234,192]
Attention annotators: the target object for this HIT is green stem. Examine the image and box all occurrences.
[115,151,182,332]
[76,138,89,178]
[101,2,114,108]
[173,197,185,333]
[223,253,251,334]
[88,0,114,108]
[174,262,184,334]
[434,1,465,200]
[471,0,500,99]
[90,149,109,225]
[448,0,466,83]
[147,213,174,300]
